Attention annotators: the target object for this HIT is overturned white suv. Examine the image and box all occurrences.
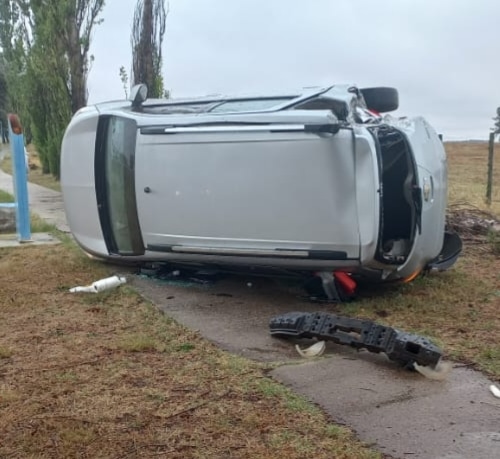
[61,84,461,284]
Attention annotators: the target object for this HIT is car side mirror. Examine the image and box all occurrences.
[130,84,148,109]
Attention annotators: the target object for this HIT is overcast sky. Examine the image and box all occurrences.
[87,0,500,140]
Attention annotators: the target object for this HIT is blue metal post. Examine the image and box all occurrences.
[8,117,31,241]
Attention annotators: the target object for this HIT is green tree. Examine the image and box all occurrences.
[119,65,129,98]
[0,0,105,177]
[0,0,31,134]
[61,0,105,113]
[131,0,167,98]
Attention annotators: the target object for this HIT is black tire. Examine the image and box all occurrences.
[360,87,399,113]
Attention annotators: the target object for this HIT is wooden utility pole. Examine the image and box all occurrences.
[486,132,495,205]
[487,108,500,205]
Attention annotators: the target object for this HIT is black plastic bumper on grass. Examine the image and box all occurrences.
[270,311,442,368]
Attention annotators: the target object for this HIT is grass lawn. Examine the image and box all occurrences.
[0,189,14,203]
[0,241,379,459]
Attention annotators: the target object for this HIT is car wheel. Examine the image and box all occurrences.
[360,87,399,113]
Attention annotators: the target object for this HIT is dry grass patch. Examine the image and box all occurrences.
[0,346,13,359]
[446,141,500,214]
[0,243,378,459]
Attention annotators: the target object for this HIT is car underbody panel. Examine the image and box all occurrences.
[134,111,369,264]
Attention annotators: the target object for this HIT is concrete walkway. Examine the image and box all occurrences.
[0,168,69,233]
[1,164,499,459]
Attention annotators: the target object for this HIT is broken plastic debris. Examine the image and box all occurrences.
[69,275,126,293]
[270,312,442,369]
[490,384,500,398]
[413,360,453,381]
[295,341,326,358]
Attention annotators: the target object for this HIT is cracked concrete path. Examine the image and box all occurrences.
[133,276,500,459]
[1,163,499,458]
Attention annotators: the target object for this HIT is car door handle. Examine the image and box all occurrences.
[144,186,151,194]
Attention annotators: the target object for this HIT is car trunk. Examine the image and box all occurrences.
[134,111,362,261]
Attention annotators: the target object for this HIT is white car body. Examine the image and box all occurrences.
[61,85,461,281]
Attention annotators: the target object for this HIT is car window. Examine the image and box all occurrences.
[209,98,294,113]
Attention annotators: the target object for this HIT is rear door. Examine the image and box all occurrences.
[134,111,361,260]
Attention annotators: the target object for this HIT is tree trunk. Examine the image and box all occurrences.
[67,18,87,113]
[141,0,154,90]
[132,0,164,95]
[137,0,154,88]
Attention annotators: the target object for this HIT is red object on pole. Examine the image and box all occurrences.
[8,114,23,135]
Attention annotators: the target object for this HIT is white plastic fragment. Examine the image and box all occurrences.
[69,275,127,293]
[295,341,326,358]
[69,285,96,293]
[490,384,500,398]
[413,360,453,381]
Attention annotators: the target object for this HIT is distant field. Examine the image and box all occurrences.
[446,141,500,215]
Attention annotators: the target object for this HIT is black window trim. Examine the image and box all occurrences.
[94,115,145,256]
